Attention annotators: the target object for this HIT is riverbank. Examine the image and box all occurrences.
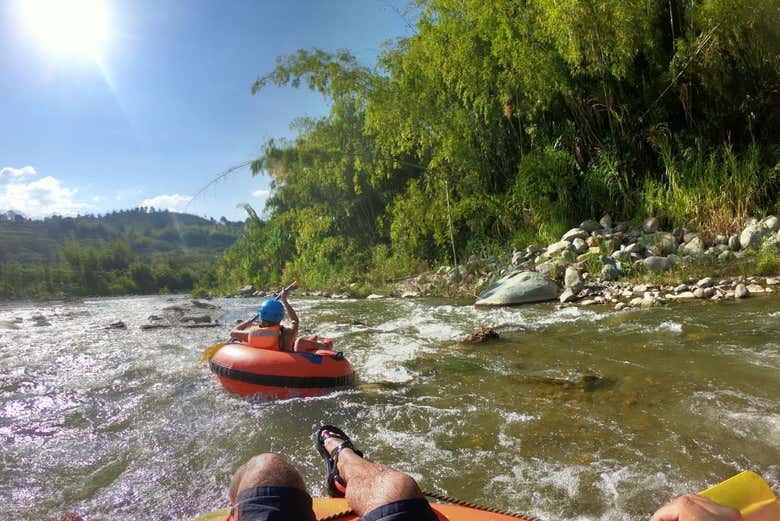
[232,215,780,311]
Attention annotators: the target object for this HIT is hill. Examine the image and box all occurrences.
[0,208,245,298]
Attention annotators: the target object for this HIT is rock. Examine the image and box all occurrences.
[191,300,218,309]
[463,326,500,343]
[366,294,385,299]
[728,234,741,251]
[672,227,684,242]
[674,284,690,293]
[511,250,525,266]
[740,224,769,250]
[735,284,749,298]
[714,234,728,245]
[641,232,678,256]
[696,277,716,288]
[601,264,620,281]
[562,228,589,242]
[746,284,765,294]
[701,287,716,298]
[564,266,584,292]
[672,291,696,301]
[449,267,463,283]
[767,277,780,286]
[237,284,255,296]
[615,221,632,232]
[762,215,779,231]
[718,250,734,262]
[401,291,420,298]
[580,219,601,232]
[546,240,573,257]
[105,321,127,330]
[643,256,670,273]
[614,302,626,311]
[475,271,560,306]
[559,288,577,303]
[600,215,613,229]
[642,217,660,233]
[571,237,588,255]
[624,242,645,255]
[0,320,21,330]
[181,314,212,324]
[680,237,705,255]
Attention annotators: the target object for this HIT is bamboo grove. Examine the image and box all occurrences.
[216,0,780,292]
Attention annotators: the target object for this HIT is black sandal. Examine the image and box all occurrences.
[315,425,364,497]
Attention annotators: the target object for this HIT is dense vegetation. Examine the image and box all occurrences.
[217,0,780,293]
[0,208,242,299]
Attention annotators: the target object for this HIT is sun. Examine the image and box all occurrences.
[19,0,110,60]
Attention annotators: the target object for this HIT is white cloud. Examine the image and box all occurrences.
[0,166,37,179]
[252,189,270,198]
[0,166,92,218]
[140,193,193,212]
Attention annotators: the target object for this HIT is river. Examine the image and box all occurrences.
[1,294,778,520]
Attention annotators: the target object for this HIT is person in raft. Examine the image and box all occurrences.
[238,290,331,353]
[226,425,743,521]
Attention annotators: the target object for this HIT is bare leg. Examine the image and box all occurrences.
[323,435,425,517]
[229,453,307,502]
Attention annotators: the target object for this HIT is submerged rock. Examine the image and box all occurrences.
[475,271,559,306]
[463,326,500,343]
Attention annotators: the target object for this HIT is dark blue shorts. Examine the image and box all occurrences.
[232,487,438,521]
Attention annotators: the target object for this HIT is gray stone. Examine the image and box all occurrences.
[735,284,748,298]
[680,237,705,255]
[614,302,626,311]
[559,288,577,303]
[766,277,780,286]
[643,256,670,273]
[564,266,584,292]
[683,231,699,244]
[672,227,684,242]
[562,228,589,242]
[740,224,769,250]
[546,240,573,257]
[571,237,588,255]
[728,234,741,251]
[714,234,728,245]
[746,284,765,294]
[366,294,385,299]
[601,264,620,281]
[599,215,613,229]
[718,251,734,262]
[624,242,645,255]
[580,219,601,232]
[237,284,255,296]
[762,215,779,231]
[475,271,560,306]
[672,291,696,301]
[696,277,716,288]
[674,284,689,293]
[615,221,632,232]
[181,314,212,324]
[642,217,660,233]
[641,232,678,256]
[511,249,525,266]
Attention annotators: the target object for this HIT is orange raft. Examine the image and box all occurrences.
[195,497,531,521]
[209,339,354,399]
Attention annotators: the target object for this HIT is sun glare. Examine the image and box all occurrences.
[20,0,110,60]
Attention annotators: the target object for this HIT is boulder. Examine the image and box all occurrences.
[740,224,769,250]
[728,234,741,251]
[546,240,573,257]
[643,256,670,273]
[641,232,678,256]
[599,215,613,229]
[475,271,559,306]
[680,236,705,255]
[580,219,601,232]
[696,277,716,288]
[237,285,255,296]
[564,266,584,293]
[562,228,589,242]
[642,217,660,233]
[735,284,749,298]
[571,237,588,255]
[366,294,385,299]
[601,264,620,281]
[762,215,779,232]
[559,288,577,303]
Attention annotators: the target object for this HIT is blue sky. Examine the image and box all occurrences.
[0,0,414,221]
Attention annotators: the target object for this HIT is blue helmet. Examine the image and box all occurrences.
[258,299,284,324]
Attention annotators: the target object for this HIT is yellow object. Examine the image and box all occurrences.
[200,341,226,364]
[699,471,780,520]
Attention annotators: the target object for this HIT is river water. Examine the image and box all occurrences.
[1,294,778,520]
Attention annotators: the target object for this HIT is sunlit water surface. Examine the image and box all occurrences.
[1,295,778,520]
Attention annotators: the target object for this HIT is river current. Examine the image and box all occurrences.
[1,294,778,520]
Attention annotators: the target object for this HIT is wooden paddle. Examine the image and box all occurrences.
[199,279,299,364]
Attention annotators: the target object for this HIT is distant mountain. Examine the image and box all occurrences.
[0,207,245,264]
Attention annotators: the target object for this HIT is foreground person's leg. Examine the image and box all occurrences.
[229,453,315,521]
[316,426,438,520]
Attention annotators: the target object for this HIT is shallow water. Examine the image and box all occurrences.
[1,294,779,520]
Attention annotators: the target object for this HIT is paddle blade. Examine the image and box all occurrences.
[200,341,226,364]
[699,471,780,519]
